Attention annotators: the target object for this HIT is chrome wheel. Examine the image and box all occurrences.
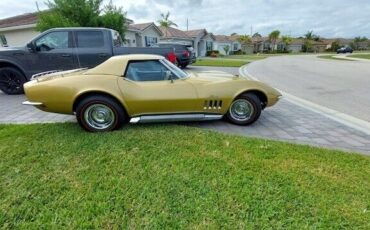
[229,99,254,122]
[84,104,115,130]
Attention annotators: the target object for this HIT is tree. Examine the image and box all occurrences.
[304,31,314,40]
[281,35,293,52]
[330,39,341,52]
[157,11,177,28]
[36,0,127,37]
[223,45,230,55]
[268,30,280,52]
[237,35,252,53]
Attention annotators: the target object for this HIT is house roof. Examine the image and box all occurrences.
[0,12,38,29]
[184,29,206,37]
[127,22,163,36]
[214,35,231,42]
[159,26,192,40]
[128,22,152,31]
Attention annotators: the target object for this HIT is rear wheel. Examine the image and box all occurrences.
[180,63,188,69]
[76,95,126,132]
[226,93,262,126]
[0,67,26,95]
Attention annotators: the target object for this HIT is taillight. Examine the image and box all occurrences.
[183,51,190,58]
[167,52,177,63]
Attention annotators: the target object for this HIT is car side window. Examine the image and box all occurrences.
[125,60,176,82]
[35,31,69,50]
[76,31,104,48]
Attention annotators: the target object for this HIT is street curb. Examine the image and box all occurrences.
[239,64,370,136]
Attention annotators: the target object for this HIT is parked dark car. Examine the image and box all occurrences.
[0,27,185,95]
[337,47,353,54]
[156,42,195,68]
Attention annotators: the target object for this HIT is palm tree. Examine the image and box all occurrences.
[157,11,177,37]
[158,11,177,28]
[237,35,252,53]
[281,35,293,52]
[268,30,280,52]
[304,31,314,40]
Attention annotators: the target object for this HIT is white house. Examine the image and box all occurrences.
[0,12,40,47]
[214,35,243,55]
[184,29,215,57]
[125,22,163,47]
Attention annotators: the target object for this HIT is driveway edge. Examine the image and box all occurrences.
[239,64,370,136]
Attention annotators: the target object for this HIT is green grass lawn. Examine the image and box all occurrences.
[192,58,249,67]
[1,123,369,228]
[348,54,370,60]
[318,55,354,61]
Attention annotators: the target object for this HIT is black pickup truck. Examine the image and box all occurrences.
[0,27,192,94]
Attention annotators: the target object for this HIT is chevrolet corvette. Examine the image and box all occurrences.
[23,54,281,132]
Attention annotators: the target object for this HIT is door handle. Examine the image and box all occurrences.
[98,53,108,57]
[61,54,71,57]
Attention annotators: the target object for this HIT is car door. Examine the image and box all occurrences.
[117,60,198,116]
[29,31,77,75]
[73,30,111,68]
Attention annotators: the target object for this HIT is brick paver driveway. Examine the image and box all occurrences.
[1,66,370,155]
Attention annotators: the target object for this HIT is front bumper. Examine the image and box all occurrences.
[22,101,43,106]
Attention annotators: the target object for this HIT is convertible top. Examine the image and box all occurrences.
[84,54,164,76]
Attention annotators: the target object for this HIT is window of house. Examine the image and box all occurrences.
[0,34,7,47]
[145,36,158,47]
[76,31,104,48]
[233,43,238,51]
[36,31,69,49]
[206,41,213,51]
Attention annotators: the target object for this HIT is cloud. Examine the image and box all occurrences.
[0,0,369,37]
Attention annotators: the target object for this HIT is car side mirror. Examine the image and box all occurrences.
[27,42,36,52]
[165,71,173,83]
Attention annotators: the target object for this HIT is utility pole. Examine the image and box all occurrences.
[186,18,189,31]
[250,26,253,36]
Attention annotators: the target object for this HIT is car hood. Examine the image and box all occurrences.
[0,46,27,55]
[188,70,251,83]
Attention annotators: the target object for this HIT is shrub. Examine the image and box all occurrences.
[206,50,219,56]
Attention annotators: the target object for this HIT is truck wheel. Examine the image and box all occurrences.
[0,67,26,95]
[180,64,188,69]
[76,95,126,132]
[226,93,262,126]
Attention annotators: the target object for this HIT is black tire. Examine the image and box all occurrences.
[180,63,188,69]
[0,67,26,95]
[226,93,262,126]
[76,95,126,132]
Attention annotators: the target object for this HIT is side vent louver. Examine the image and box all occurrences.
[204,100,223,110]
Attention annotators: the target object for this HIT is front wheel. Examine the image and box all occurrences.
[226,93,262,126]
[0,67,26,95]
[76,95,126,132]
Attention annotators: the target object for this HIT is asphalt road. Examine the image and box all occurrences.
[244,55,370,122]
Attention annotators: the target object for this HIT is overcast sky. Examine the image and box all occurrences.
[1,0,369,38]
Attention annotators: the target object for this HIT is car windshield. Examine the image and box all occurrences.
[160,59,189,79]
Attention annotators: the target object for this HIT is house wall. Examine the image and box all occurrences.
[214,41,232,55]
[141,26,161,47]
[199,34,214,56]
[288,44,302,53]
[124,30,138,47]
[0,27,40,47]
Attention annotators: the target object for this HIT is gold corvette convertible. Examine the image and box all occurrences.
[23,54,281,132]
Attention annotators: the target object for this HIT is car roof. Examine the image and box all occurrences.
[85,54,165,76]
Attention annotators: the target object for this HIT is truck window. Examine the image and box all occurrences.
[112,30,123,47]
[35,31,69,49]
[76,31,104,48]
